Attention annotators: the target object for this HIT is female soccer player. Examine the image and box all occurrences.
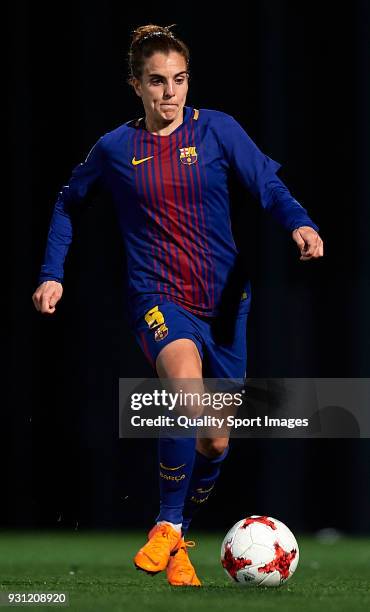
[32,24,323,586]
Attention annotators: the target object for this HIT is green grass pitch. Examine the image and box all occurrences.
[0,532,369,611]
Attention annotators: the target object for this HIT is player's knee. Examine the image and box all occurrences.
[197,438,229,459]
[156,339,202,379]
[175,387,203,418]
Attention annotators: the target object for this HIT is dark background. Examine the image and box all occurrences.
[5,1,370,533]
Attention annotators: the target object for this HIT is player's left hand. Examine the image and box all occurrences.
[292,226,324,261]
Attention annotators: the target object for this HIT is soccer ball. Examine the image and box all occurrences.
[221,515,299,587]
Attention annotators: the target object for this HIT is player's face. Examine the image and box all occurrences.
[133,51,189,127]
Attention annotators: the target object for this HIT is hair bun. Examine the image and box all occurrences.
[132,24,176,46]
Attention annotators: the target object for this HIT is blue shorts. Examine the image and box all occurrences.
[133,297,249,379]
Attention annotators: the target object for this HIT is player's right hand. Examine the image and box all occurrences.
[32,281,63,314]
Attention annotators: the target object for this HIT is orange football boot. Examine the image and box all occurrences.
[134,523,181,574]
[166,538,202,586]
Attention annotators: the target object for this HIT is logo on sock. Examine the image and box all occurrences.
[160,462,186,471]
[190,484,215,504]
[159,462,186,482]
[160,471,186,482]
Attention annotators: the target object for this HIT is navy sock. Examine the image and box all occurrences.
[182,446,229,535]
[156,436,197,526]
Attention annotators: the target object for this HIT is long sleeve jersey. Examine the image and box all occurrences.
[38,106,319,321]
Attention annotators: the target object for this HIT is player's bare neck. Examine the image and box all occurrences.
[145,111,183,137]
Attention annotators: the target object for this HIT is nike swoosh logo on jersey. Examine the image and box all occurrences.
[132,156,154,166]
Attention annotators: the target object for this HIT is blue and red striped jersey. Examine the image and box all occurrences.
[38,106,319,320]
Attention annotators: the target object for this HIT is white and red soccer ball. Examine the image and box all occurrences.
[221,515,299,587]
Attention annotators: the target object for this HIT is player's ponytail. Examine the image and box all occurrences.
[127,24,190,84]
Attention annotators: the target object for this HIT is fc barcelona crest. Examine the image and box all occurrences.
[179,146,198,165]
[154,324,169,342]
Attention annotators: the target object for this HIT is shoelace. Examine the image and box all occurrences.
[175,540,196,554]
